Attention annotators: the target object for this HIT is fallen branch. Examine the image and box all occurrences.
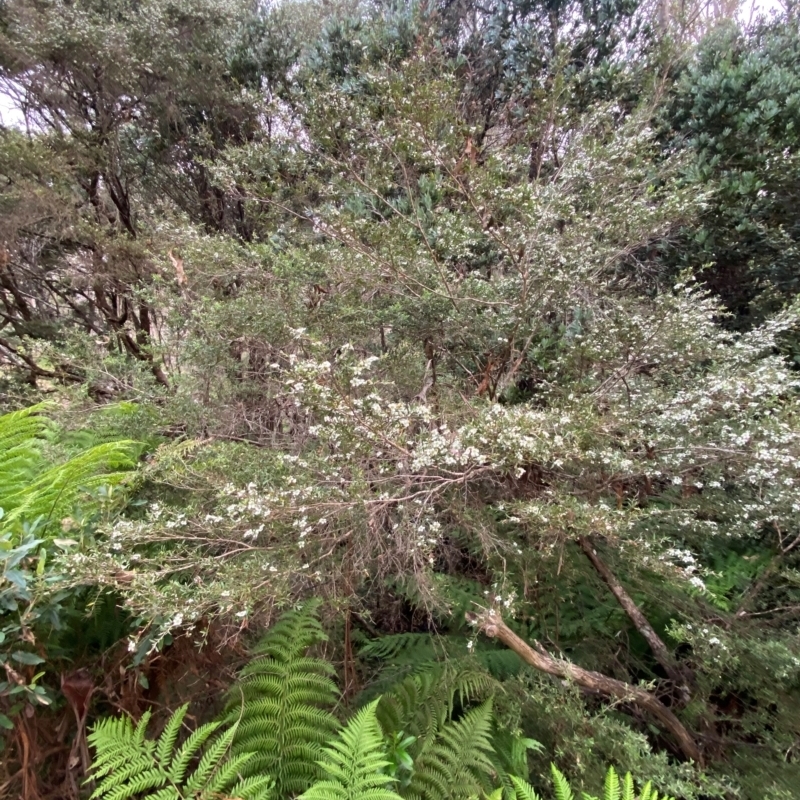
[467,607,703,766]
[577,536,691,703]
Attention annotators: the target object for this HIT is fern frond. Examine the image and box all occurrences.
[88,704,269,800]
[509,775,542,800]
[491,728,542,800]
[300,700,402,800]
[359,632,443,664]
[376,663,495,744]
[226,601,340,796]
[200,752,257,795]
[250,599,328,659]
[551,766,575,800]
[603,767,621,800]
[155,704,187,766]
[0,404,51,498]
[0,403,140,538]
[403,700,497,800]
[184,724,237,794]
[4,439,140,529]
[224,774,276,800]
[168,720,222,784]
[638,781,655,800]
[146,788,181,800]
[620,771,633,800]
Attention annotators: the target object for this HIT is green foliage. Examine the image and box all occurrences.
[0,403,141,716]
[7,2,800,798]
[375,664,495,745]
[0,403,140,538]
[224,601,340,795]
[299,700,403,800]
[509,765,670,800]
[663,15,800,327]
[0,403,52,496]
[83,607,680,800]
[403,700,496,800]
[88,703,272,800]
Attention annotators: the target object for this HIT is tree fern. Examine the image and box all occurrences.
[88,703,272,800]
[299,700,402,800]
[224,601,340,796]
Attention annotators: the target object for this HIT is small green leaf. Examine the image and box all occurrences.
[36,548,46,576]
[3,569,28,590]
[0,713,14,730]
[11,651,45,665]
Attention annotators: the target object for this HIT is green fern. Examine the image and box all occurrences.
[88,703,272,800]
[0,403,140,537]
[551,766,575,800]
[359,633,445,665]
[606,766,673,800]
[376,663,495,745]
[528,766,675,800]
[601,766,621,800]
[299,699,402,800]
[224,601,340,796]
[402,700,497,800]
[360,631,523,684]
[0,403,53,497]
[508,775,541,800]
[490,727,542,800]
[372,661,505,800]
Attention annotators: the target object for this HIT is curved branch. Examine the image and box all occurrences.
[468,608,703,766]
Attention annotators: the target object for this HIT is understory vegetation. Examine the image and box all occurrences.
[1,0,799,798]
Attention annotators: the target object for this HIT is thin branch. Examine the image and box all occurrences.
[577,536,691,703]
